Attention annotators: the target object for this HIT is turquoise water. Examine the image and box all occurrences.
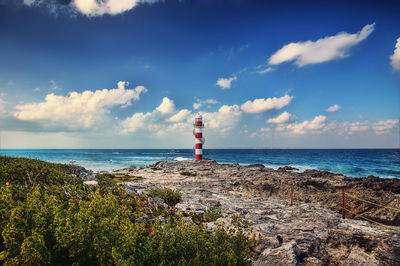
[0,149,399,178]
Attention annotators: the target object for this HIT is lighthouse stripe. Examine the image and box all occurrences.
[195,154,202,160]
[195,138,203,144]
[194,128,202,133]
[195,143,202,149]
[195,149,203,155]
[195,133,202,138]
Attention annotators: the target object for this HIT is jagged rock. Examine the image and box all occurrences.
[342,246,380,266]
[254,242,299,266]
[72,166,97,181]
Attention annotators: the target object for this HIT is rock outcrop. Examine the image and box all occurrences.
[110,159,400,265]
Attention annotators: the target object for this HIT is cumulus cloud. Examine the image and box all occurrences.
[371,119,399,135]
[268,23,375,67]
[390,38,400,70]
[345,119,399,135]
[121,97,243,136]
[216,76,237,90]
[14,81,147,129]
[241,94,293,114]
[193,99,218,110]
[326,104,341,112]
[274,116,398,136]
[267,111,295,124]
[156,97,175,114]
[120,97,192,135]
[167,109,192,123]
[277,115,327,134]
[202,105,242,134]
[22,0,159,16]
[71,0,158,16]
[346,121,369,134]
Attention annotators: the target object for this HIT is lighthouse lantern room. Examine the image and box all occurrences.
[193,113,205,160]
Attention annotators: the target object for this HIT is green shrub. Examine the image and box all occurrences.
[0,156,257,265]
[148,187,182,207]
[205,205,223,222]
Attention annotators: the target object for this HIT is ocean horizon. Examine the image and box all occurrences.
[1,148,399,179]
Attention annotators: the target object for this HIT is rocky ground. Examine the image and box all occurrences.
[99,159,400,265]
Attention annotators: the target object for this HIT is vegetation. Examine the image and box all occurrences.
[0,156,258,265]
[205,206,223,222]
[148,187,182,207]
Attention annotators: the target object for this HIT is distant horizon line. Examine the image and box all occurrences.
[0,148,399,150]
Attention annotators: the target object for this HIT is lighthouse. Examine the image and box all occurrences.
[193,113,205,160]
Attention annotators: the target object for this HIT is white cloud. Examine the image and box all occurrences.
[267,111,295,124]
[156,97,175,114]
[241,94,293,113]
[216,76,237,90]
[14,81,147,129]
[390,38,400,70]
[71,0,158,16]
[371,119,399,135]
[193,98,218,109]
[347,121,369,134]
[268,23,375,67]
[278,115,327,135]
[202,105,242,134]
[257,67,274,74]
[274,116,399,136]
[339,120,399,135]
[120,97,191,135]
[167,109,192,123]
[326,104,341,112]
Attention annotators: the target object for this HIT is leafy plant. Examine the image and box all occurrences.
[0,156,257,265]
[148,187,182,207]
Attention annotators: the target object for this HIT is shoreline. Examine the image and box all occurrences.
[1,149,399,179]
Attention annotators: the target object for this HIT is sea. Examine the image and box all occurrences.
[0,149,399,179]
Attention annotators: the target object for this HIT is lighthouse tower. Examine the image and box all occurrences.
[193,113,205,160]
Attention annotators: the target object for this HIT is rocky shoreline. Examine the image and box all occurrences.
[96,159,400,265]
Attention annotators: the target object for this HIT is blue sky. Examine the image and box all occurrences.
[0,0,399,148]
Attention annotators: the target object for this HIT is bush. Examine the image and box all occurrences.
[0,156,258,265]
[148,187,182,207]
[205,205,223,222]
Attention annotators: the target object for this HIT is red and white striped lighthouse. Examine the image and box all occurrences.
[193,113,205,160]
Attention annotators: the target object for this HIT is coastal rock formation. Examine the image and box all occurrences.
[70,165,97,181]
[110,159,400,265]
